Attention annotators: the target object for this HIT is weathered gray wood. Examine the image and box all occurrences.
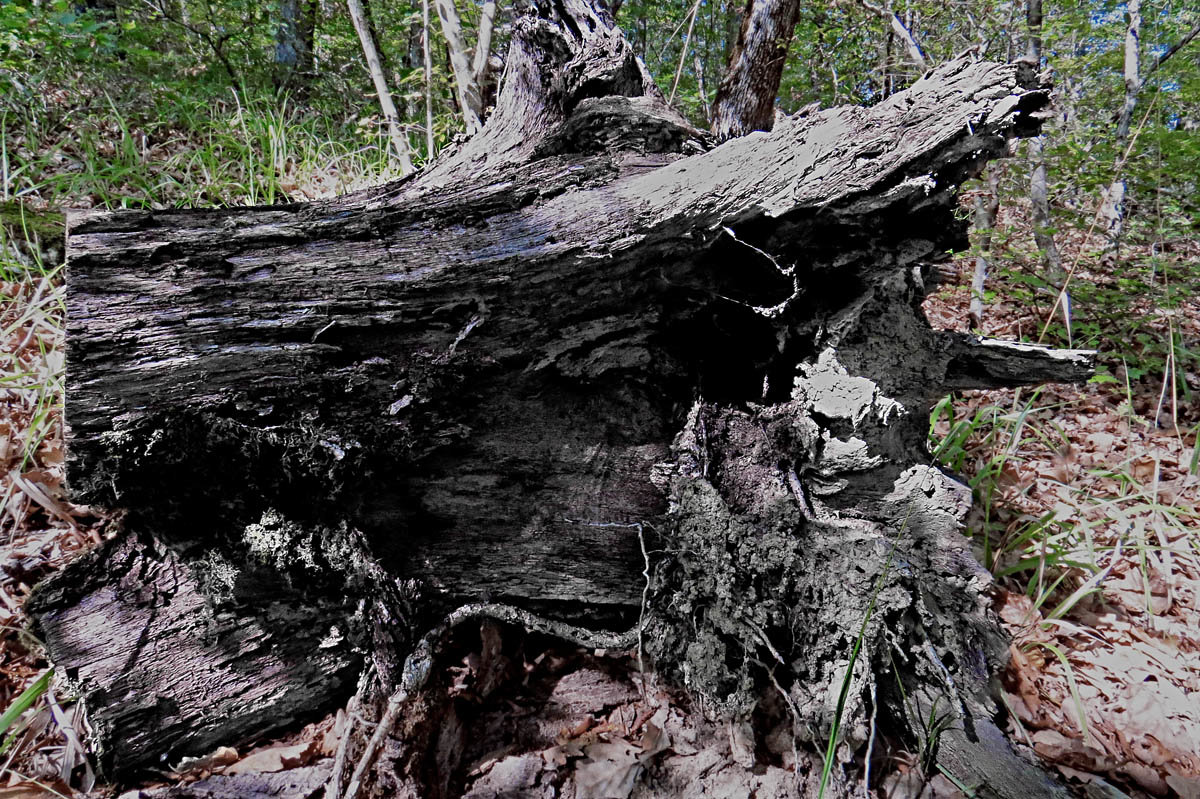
[32,0,1093,792]
[942,335,1095,390]
[32,535,360,776]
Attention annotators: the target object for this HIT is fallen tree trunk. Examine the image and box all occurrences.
[32,2,1093,795]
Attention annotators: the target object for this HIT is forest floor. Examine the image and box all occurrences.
[2,193,1198,797]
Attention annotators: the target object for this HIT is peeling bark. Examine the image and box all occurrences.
[31,2,1092,794]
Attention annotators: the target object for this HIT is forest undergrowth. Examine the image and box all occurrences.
[922,200,1200,798]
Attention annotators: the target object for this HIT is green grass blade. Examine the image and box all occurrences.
[817,512,908,799]
[0,670,52,751]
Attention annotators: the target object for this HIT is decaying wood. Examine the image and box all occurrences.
[31,1,1094,794]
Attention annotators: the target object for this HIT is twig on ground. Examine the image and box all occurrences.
[340,602,640,799]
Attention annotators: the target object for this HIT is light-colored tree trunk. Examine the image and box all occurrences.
[471,0,498,97]
[347,0,415,174]
[1025,0,1064,288]
[1099,11,1200,262]
[970,168,1000,331]
[432,0,484,134]
[422,0,435,160]
[1098,0,1140,261]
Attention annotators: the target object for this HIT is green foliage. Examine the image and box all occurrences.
[929,393,1096,580]
[0,670,52,754]
[0,1,120,73]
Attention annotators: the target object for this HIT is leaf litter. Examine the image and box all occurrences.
[924,198,1200,798]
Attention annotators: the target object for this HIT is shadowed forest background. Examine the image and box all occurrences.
[1,0,1199,796]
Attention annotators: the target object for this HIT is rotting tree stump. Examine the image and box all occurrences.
[29,1,1093,796]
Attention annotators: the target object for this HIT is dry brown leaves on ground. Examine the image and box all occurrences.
[1,241,107,795]
[924,211,1200,798]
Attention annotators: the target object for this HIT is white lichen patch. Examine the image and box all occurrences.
[193,550,240,603]
[794,349,904,428]
[818,433,883,474]
[243,508,320,572]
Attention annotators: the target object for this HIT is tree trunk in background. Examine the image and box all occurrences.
[710,0,802,139]
[359,0,388,67]
[970,167,1000,330]
[694,54,710,122]
[32,3,1095,796]
[422,0,435,159]
[432,0,483,134]
[470,0,498,114]
[1025,0,1064,288]
[1099,0,1139,262]
[1098,13,1200,264]
[275,0,316,94]
[346,0,415,173]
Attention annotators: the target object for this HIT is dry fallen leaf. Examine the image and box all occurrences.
[574,740,642,799]
[170,745,239,777]
[224,739,318,775]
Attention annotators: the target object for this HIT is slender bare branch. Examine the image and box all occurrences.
[855,0,926,66]
[347,0,415,173]
[1141,20,1200,83]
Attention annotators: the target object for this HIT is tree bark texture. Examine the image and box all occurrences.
[31,2,1094,794]
[710,0,802,139]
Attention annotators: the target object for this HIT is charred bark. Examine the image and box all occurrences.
[31,2,1092,794]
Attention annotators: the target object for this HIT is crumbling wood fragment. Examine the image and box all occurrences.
[32,1,1090,794]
